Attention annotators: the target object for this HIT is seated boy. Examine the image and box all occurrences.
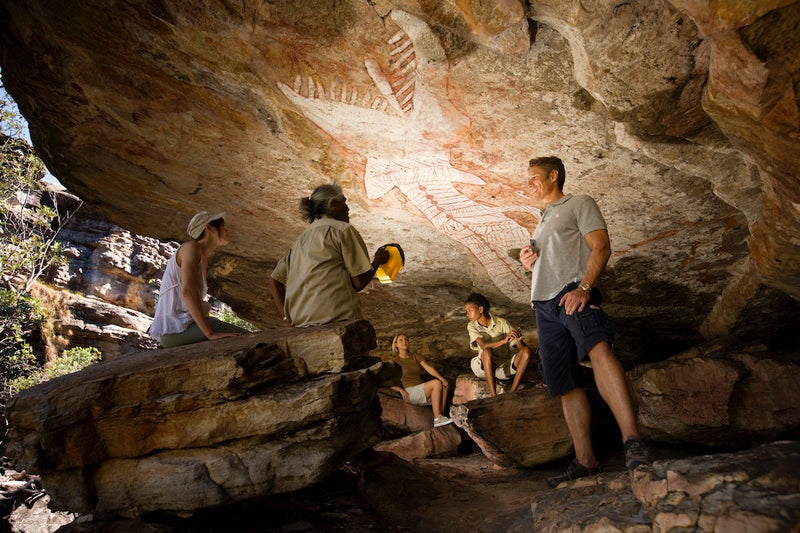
[465,292,532,397]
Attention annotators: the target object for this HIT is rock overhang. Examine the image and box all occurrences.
[1,0,798,362]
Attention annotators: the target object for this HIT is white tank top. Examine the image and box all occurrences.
[148,248,207,342]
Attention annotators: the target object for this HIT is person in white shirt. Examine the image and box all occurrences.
[149,211,247,348]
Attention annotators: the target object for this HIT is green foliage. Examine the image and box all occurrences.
[43,346,102,379]
[0,87,26,139]
[0,289,43,398]
[211,302,258,332]
[0,133,68,293]
[1,83,79,401]
[9,346,102,395]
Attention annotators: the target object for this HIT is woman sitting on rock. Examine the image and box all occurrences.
[269,184,389,327]
[390,333,452,427]
[149,211,247,348]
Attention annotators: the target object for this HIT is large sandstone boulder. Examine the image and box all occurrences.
[4,320,391,519]
[450,382,572,467]
[375,386,463,461]
[1,1,798,362]
[629,340,800,445]
[377,387,434,433]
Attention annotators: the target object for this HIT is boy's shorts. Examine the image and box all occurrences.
[405,382,430,406]
[533,282,614,398]
[471,354,516,380]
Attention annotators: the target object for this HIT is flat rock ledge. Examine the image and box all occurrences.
[532,440,800,532]
[5,320,396,519]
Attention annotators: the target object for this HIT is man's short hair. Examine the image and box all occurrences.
[529,156,565,190]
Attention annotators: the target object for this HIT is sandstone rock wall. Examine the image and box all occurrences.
[33,190,174,358]
[629,338,800,445]
[2,1,798,362]
[5,320,391,519]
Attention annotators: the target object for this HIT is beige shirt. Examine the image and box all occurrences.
[271,216,372,327]
[467,315,514,361]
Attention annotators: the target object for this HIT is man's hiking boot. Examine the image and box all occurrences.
[546,459,601,488]
[624,437,653,469]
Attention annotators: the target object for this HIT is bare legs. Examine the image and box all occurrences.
[423,379,448,418]
[480,348,497,396]
[561,387,596,468]
[588,341,638,440]
[481,345,533,396]
[562,340,639,468]
[509,345,532,392]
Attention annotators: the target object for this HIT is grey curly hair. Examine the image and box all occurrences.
[300,184,345,223]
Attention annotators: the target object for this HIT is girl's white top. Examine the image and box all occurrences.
[148,250,206,342]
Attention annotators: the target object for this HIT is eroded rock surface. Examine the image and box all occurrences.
[531,471,652,532]
[631,440,800,532]
[629,339,800,445]
[450,382,572,467]
[1,1,798,361]
[530,440,800,532]
[4,320,391,519]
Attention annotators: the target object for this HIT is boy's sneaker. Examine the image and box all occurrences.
[624,437,653,469]
[546,459,600,488]
[433,415,453,427]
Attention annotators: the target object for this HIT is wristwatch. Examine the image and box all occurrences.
[579,282,591,292]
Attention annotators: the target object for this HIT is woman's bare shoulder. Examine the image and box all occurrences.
[176,240,201,267]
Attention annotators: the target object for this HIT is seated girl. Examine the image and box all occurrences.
[390,333,452,427]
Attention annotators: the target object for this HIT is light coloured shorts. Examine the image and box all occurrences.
[405,382,430,406]
[471,354,516,380]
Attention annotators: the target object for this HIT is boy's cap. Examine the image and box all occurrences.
[187,211,225,239]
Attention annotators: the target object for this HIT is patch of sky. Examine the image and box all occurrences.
[1,74,63,187]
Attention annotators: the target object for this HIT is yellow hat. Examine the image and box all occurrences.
[376,243,405,284]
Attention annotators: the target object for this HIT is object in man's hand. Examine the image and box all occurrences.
[376,243,405,284]
[529,239,537,252]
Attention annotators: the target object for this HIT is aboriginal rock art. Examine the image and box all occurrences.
[277,9,539,300]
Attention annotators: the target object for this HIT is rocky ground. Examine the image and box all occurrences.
[4,438,779,532]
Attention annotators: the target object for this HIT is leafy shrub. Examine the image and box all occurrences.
[211,302,258,332]
[0,289,43,398]
[1,84,80,401]
[9,346,101,394]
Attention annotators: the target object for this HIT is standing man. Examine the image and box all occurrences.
[519,156,652,487]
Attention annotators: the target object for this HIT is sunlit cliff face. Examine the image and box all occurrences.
[1,0,798,361]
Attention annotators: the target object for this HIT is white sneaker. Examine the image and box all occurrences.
[433,415,453,427]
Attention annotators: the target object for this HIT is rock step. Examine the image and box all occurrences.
[5,320,393,519]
